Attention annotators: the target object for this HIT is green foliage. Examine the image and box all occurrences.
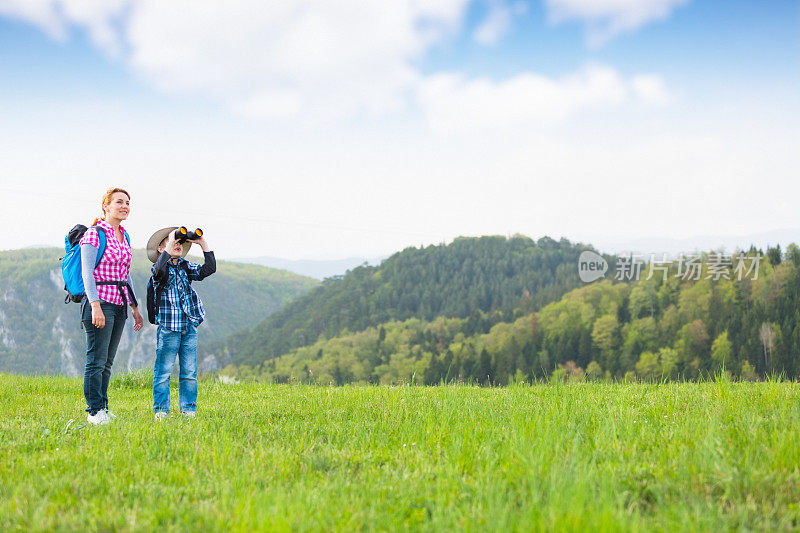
[710,330,732,368]
[740,360,758,381]
[658,347,680,380]
[585,360,603,381]
[635,351,661,381]
[230,235,598,365]
[592,313,620,372]
[767,244,782,266]
[222,244,800,385]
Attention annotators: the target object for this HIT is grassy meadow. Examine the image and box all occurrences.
[1,373,799,531]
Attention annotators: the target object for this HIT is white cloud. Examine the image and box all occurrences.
[0,0,65,40]
[126,1,454,117]
[545,0,690,46]
[231,92,304,120]
[2,0,471,118]
[417,64,669,133]
[59,0,127,55]
[0,0,672,127]
[1,1,469,117]
[0,0,126,52]
[473,1,526,46]
[631,75,671,105]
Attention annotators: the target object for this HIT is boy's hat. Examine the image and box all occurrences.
[146,227,192,263]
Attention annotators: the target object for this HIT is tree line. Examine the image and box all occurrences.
[222,235,601,366]
[220,245,800,384]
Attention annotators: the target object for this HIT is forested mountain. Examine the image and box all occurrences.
[0,248,318,375]
[221,246,798,384]
[221,235,604,366]
[11,237,790,384]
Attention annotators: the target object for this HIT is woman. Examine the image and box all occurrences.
[80,188,144,425]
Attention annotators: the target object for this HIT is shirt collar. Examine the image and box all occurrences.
[96,219,126,239]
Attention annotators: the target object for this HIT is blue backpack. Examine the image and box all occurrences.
[60,224,131,304]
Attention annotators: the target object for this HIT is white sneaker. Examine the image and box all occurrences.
[87,410,110,425]
[182,411,196,418]
[103,408,117,420]
[155,412,168,422]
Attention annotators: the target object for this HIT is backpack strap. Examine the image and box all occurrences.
[97,280,135,308]
[93,227,131,267]
[92,226,136,308]
[150,268,171,320]
[155,276,166,311]
[93,226,108,268]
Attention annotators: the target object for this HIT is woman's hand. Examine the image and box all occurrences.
[91,301,105,329]
[131,306,144,331]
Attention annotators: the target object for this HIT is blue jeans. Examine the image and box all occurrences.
[82,300,126,415]
[153,323,198,413]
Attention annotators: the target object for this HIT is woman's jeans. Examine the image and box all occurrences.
[82,300,126,415]
[153,323,198,414]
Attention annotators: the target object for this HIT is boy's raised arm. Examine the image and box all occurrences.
[190,235,216,281]
[197,251,216,280]
[153,251,171,283]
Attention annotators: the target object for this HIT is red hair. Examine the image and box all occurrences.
[92,187,130,226]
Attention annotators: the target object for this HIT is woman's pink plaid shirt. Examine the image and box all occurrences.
[79,219,133,305]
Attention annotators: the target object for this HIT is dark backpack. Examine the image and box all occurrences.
[146,260,190,324]
[60,224,131,304]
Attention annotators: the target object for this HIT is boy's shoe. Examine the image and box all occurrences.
[182,411,196,418]
[155,412,169,422]
[103,408,117,420]
[87,410,110,425]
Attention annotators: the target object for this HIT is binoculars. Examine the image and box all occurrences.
[174,227,203,243]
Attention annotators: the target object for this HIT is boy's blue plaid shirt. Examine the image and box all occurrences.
[152,256,212,332]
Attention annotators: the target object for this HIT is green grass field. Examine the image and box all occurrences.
[1,373,799,532]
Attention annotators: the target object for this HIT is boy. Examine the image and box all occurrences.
[146,227,216,420]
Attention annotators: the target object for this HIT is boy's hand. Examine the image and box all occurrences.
[190,235,210,252]
[165,232,182,257]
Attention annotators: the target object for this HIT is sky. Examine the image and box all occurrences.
[1,0,798,260]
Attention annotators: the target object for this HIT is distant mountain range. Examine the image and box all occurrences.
[230,230,800,278]
[9,228,800,380]
[21,228,800,279]
[231,255,385,280]
[0,248,318,376]
[585,228,800,258]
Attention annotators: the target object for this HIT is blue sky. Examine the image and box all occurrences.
[1,0,798,259]
[426,1,799,76]
[4,1,798,100]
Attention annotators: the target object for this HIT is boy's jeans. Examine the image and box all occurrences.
[153,323,198,414]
